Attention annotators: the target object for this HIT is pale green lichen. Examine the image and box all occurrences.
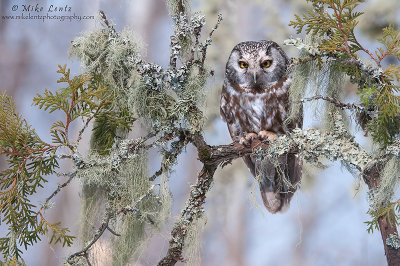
[166,0,191,17]
[286,34,349,132]
[324,62,347,131]
[67,9,218,265]
[284,37,322,56]
[70,27,142,153]
[257,114,372,188]
[368,156,400,211]
[183,215,207,266]
[286,49,318,125]
[70,27,142,90]
[272,113,371,171]
[386,234,400,249]
[76,142,171,264]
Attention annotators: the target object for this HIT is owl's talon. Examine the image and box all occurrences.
[258,130,278,141]
[239,137,249,146]
[239,133,258,147]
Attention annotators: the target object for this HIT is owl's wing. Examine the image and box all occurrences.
[255,153,302,213]
[220,83,241,141]
[257,102,303,213]
[219,83,229,123]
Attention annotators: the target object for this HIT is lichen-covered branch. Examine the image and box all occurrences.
[363,165,400,266]
[157,165,217,266]
[158,113,397,265]
[67,184,157,265]
[300,95,365,112]
[2,2,399,265]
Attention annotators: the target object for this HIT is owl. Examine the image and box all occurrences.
[220,40,302,213]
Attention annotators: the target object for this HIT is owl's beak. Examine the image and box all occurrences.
[253,71,257,84]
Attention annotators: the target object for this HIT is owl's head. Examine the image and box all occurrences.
[225,40,290,92]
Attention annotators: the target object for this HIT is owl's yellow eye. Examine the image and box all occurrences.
[261,60,272,68]
[239,61,248,68]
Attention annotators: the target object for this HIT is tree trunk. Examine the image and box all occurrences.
[364,165,400,266]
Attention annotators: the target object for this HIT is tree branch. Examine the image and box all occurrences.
[67,213,112,264]
[364,165,400,266]
[158,113,394,265]
[300,95,365,112]
[157,164,217,266]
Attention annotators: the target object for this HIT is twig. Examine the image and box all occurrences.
[149,133,190,182]
[299,95,365,112]
[75,107,103,147]
[67,213,113,264]
[331,2,354,59]
[149,168,163,181]
[200,14,222,71]
[37,172,76,215]
[118,184,157,215]
[106,225,121,237]
[67,185,158,264]
[83,253,92,266]
[99,10,117,37]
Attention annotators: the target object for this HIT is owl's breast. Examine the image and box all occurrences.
[238,92,288,134]
[221,77,291,139]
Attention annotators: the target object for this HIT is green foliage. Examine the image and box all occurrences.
[290,0,364,56]
[0,92,74,261]
[359,83,400,145]
[365,200,400,234]
[358,62,400,144]
[70,28,139,154]
[90,98,135,155]
[366,157,400,233]
[359,24,400,144]
[37,218,75,247]
[377,25,400,61]
[290,1,400,146]
[33,65,108,148]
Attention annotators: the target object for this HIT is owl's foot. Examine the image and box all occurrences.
[239,133,258,147]
[258,130,278,141]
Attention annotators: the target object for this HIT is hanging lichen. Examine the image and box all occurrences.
[285,34,322,126]
[323,62,347,131]
[368,156,400,212]
[182,215,207,266]
[70,27,141,154]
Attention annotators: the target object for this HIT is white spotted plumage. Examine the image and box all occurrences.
[220,40,303,213]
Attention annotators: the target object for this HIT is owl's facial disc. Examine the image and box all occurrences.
[225,40,289,93]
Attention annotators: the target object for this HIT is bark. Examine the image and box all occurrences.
[364,165,400,266]
[157,131,400,266]
[157,134,293,265]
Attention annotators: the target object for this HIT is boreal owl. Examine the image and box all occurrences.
[220,40,302,213]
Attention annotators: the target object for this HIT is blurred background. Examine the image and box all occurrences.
[1,0,400,265]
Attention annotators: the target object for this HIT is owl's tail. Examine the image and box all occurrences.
[243,154,302,213]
